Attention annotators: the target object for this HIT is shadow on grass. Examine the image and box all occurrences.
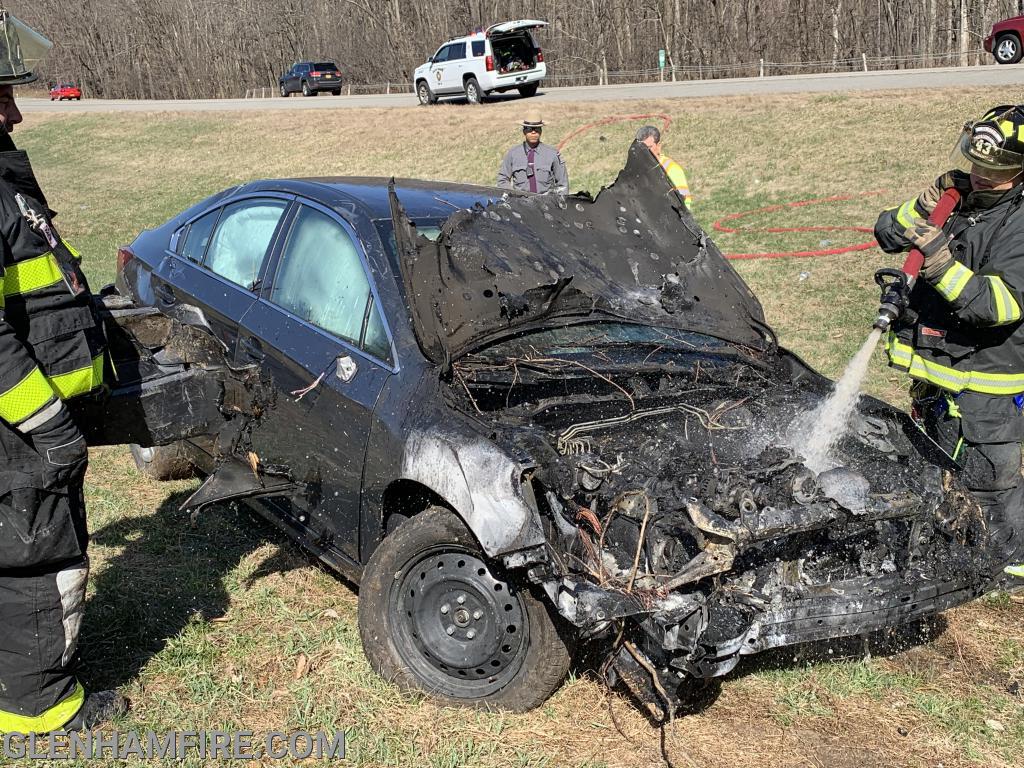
[77,493,309,691]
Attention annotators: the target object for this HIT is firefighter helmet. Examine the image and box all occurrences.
[0,10,52,85]
[953,105,1024,180]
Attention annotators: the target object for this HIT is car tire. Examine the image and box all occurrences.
[358,506,571,712]
[995,34,1023,64]
[130,442,197,481]
[331,88,341,96]
[301,81,313,97]
[416,80,437,105]
[280,83,288,97]
[518,82,539,98]
[464,77,483,105]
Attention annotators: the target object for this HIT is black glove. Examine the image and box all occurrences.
[28,404,88,488]
[903,221,954,282]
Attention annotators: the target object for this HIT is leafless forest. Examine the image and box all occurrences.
[19,0,1024,98]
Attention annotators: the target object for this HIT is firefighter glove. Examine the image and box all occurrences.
[28,404,88,487]
[903,221,954,281]
[917,170,972,215]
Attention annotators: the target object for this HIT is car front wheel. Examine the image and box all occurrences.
[995,33,1023,64]
[417,80,437,105]
[280,83,288,97]
[464,77,483,105]
[358,506,570,712]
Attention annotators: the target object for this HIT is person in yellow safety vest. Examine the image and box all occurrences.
[0,11,127,733]
[874,104,1024,580]
[636,125,693,212]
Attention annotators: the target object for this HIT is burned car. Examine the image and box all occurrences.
[92,143,997,713]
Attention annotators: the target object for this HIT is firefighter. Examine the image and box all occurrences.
[636,125,693,211]
[0,12,126,731]
[496,111,569,194]
[874,104,1024,579]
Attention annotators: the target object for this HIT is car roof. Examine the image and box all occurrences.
[242,177,501,220]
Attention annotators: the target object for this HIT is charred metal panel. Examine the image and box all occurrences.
[401,428,545,556]
[392,143,767,365]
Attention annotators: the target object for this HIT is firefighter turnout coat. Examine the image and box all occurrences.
[0,145,105,731]
[875,185,1024,444]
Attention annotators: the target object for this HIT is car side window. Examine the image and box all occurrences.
[272,205,391,361]
[204,199,287,289]
[448,42,466,60]
[471,40,485,57]
[179,208,220,263]
[433,45,450,63]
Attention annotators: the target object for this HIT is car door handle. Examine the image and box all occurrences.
[239,336,264,361]
[335,355,358,383]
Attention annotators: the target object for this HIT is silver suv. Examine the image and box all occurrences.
[414,20,547,105]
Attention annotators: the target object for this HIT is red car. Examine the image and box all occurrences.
[985,16,1024,64]
[49,83,82,100]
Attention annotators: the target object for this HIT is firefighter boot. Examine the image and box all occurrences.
[60,690,128,732]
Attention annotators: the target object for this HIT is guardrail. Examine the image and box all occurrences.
[243,48,992,98]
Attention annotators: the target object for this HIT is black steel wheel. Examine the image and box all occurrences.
[995,34,1023,64]
[359,506,570,711]
[464,77,483,104]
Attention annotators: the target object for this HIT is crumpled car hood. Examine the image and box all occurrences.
[390,142,769,366]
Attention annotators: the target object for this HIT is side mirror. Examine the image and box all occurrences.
[427,56,434,63]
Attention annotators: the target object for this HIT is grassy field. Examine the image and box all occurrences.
[16,88,1024,766]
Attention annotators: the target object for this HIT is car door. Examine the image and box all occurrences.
[156,194,290,356]
[442,41,468,91]
[428,44,452,93]
[235,200,395,563]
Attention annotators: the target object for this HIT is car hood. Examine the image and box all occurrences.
[389,142,769,367]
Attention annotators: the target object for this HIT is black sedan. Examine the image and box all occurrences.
[96,144,997,714]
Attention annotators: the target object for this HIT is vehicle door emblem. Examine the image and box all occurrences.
[336,355,358,383]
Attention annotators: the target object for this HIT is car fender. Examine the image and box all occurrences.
[400,428,545,557]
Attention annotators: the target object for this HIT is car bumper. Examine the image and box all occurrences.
[309,79,343,90]
[984,34,994,53]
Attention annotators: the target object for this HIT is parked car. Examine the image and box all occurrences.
[985,16,1024,63]
[49,82,82,100]
[279,61,343,97]
[413,20,547,105]
[106,144,997,713]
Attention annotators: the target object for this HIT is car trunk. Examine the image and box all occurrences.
[491,31,539,75]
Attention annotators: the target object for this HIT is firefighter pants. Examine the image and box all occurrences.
[0,434,88,733]
[922,394,1024,564]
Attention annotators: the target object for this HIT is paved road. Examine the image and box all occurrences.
[24,62,1024,113]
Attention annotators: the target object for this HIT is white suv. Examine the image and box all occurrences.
[414,20,547,105]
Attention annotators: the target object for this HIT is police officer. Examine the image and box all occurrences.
[496,111,568,193]
[874,104,1024,579]
[0,12,126,731]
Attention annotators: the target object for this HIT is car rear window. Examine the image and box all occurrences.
[179,209,220,262]
[314,62,337,70]
[204,199,287,289]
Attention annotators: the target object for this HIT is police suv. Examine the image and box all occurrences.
[413,20,546,105]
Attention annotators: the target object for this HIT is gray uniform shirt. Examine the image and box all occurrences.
[496,141,568,193]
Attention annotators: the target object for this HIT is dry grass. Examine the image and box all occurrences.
[18,87,1024,766]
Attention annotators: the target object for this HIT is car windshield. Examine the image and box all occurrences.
[468,321,767,370]
[375,219,442,259]
[314,62,337,70]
